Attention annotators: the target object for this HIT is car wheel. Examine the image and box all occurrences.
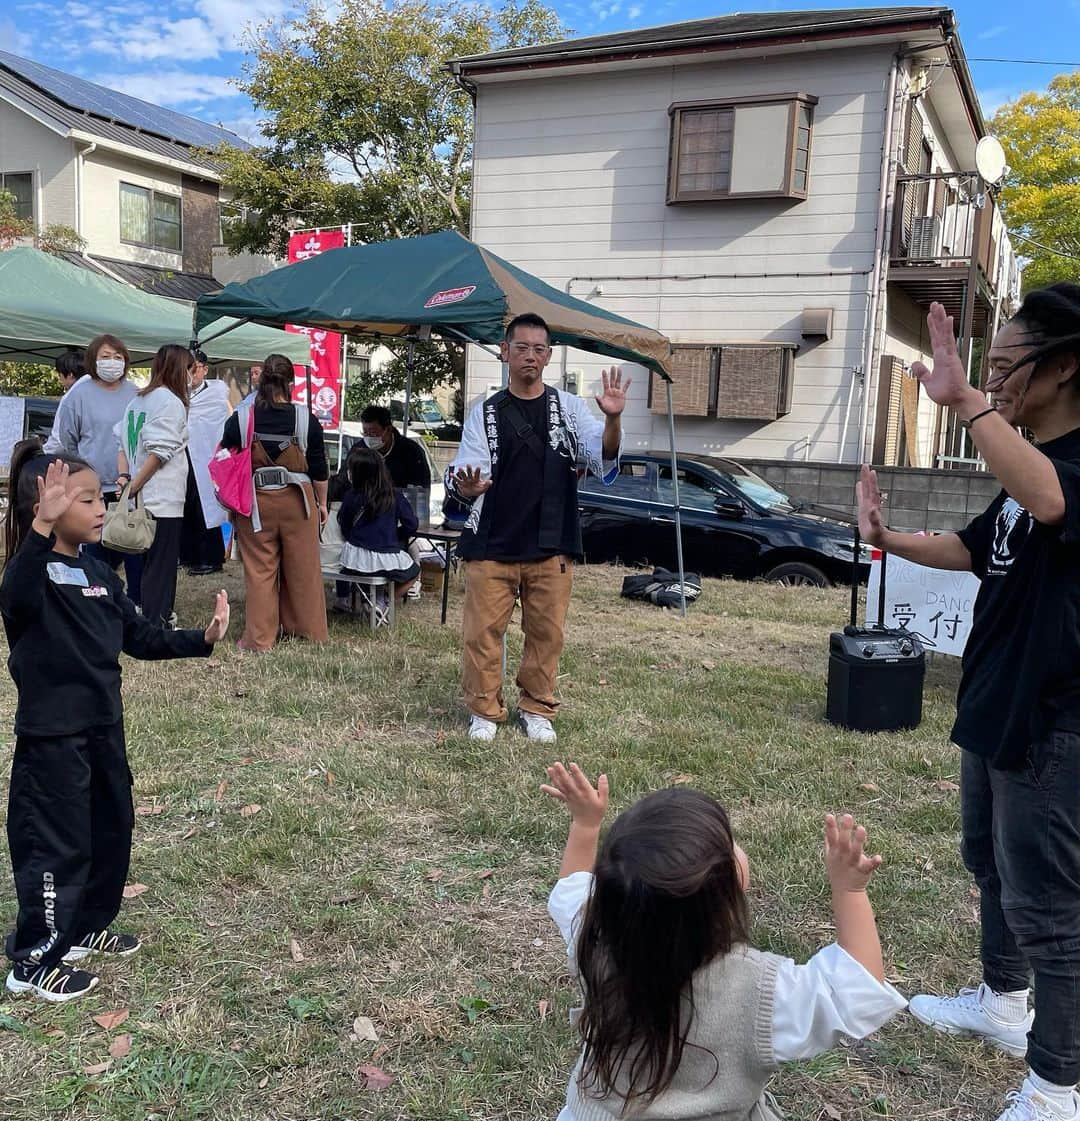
[763,561,830,588]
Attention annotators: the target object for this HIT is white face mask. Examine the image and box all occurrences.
[363,435,384,449]
[96,358,126,383]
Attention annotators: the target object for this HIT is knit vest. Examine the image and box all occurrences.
[563,946,783,1121]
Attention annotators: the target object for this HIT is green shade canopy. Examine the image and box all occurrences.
[0,247,310,365]
[195,230,672,378]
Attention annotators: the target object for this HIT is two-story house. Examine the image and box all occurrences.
[0,50,249,300]
[450,6,1020,470]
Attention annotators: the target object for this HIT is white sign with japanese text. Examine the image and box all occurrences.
[865,547,981,657]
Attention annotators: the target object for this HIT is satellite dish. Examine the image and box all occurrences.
[975,136,1008,184]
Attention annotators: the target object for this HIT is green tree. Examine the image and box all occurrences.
[216,0,566,258]
[991,73,1080,290]
[343,339,465,421]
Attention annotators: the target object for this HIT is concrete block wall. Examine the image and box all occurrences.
[741,460,1001,533]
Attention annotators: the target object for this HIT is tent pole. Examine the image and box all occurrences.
[402,339,415,438]
[665,379,687,618]
[195,316,253,346]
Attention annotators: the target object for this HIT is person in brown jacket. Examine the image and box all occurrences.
[219,354,329,651]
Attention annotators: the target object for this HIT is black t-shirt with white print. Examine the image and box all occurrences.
[953,426,1080,767]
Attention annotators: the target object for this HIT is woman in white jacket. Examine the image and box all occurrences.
[115,345,191,627]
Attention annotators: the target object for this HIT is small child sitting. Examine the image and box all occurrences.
[335,446,420,610]
[541,762,907,1120]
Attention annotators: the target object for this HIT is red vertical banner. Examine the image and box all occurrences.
[286,229,346,430]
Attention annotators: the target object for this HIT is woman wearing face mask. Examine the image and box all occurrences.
[47,334,143,604]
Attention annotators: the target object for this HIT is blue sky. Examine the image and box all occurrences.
[0,0,1075,142]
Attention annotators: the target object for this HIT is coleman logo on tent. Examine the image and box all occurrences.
[424,286,476,308]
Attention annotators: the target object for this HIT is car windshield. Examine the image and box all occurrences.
[723,464,796,510]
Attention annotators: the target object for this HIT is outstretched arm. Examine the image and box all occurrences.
[541,762,609,878]
[825,812,885,982]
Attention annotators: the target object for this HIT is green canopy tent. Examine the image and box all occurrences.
[194,230,693,614]
[0,247,310,365]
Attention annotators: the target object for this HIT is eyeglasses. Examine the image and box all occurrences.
[510,344,550,357]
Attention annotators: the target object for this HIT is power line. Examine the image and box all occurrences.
[1011,231,1080,262]
[967,57,1080,66]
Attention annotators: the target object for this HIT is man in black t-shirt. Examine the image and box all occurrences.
[359,406,431,490]
[446,313,629,746]
[857,287,1080,1121]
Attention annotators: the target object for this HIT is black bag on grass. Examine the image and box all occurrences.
[620,567,702,609]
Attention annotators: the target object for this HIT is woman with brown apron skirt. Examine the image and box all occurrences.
[218,354,329,651]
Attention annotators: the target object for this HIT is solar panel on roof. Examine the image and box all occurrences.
[0,50,248,150]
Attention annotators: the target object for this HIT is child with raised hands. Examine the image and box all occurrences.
[541,762,906,1120]
[1,445,230,1003]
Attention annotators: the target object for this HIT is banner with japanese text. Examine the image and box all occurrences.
[286,229,346,430]
[865,545,980,656]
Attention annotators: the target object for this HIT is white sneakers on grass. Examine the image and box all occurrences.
[996,1079,1080,1121]
[909,983,1032,1057]
[467,711,557,743]
[468,715,497,742]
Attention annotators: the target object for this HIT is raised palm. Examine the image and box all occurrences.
[855,464,885,547]
[35,460,75,525]
[911,302,974,408]
[595,367,631,417]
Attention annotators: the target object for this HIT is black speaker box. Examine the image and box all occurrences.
[826,628,925,732]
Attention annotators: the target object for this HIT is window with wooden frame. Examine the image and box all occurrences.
[649,343,796,420]
[667,93,818,203]
[120,182,182,252]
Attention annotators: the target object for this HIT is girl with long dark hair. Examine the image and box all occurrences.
[860,286,1080,1120]
[1,440,228,1003]
[219,353,328,650]
[541,763,904,1119]
[334,445,420,609]
[115,344,191,627]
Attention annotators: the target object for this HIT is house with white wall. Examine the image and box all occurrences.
[0,50,248,299]
[450,6,1020,469]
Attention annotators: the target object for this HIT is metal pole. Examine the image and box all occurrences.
[402,338,415,438]
[664,379,687,618]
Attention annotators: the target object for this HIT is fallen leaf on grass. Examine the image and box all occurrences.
[289,939,305,963]
[425,869,444,882]
[701,659,716,671]
[181,827,198,841]
[82,1060,112,1076]
[330,892,363,905]
[538,1000,549,1021]
[206,659,221,669]
[92,1010,129,1031]
[44,1028,65,1039]
[822,1106,842,1120]
[351,1016,379,1042]
[239,804,261,817]
[358,1064,394,1090]
[475,868,494,880]
[258,1075,269,1089]
[134,803,164,817]
[122,883,149,900]
[325,771,334,786]
[858,782,880,793]
[934,779,960,793]
[214,780,228,803]
[669,773,694,785]
[108,1034,132,1059]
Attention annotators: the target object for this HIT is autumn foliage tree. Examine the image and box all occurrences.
[992,74,1080,290]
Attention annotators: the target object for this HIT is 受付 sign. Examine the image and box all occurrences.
[865,547,981,657]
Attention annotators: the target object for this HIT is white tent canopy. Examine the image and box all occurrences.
[0,247,309,365]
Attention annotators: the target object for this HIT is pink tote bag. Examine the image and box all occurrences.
[208,405,255,518]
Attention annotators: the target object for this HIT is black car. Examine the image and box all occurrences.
[24,397,60,443]
[578,453,870,587]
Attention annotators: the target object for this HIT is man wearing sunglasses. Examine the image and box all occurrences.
[857,286,1080,1121]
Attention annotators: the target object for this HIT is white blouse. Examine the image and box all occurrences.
[548,871,907,1085]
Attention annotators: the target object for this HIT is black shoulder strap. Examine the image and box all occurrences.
[501,392,547,464]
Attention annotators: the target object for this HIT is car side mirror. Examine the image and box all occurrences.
[714,498,745,519]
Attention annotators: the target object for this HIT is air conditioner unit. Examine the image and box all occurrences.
[909,215,942,260]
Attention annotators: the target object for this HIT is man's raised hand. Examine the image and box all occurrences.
[855,464,886,548]
[453,465,492,499]
[595,367,631,417]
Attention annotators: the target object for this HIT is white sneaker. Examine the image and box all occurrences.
[406,583,421,600]
[519,711,557,744]
[909,984,1032,1058]
[468,715,497,742]
[996,1079,1080,1120]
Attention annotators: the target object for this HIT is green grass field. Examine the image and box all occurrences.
[0,564,1017,1119]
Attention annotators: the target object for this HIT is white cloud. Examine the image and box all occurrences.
[104,70,240,105]
[627,3,642,16]
[977,25,1008,41]
[194,0,294,50]
[90,16,224,62]
[0,16,33,54]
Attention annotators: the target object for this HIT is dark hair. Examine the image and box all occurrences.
[505,313,551,344]
[575,788,750,1109]
[1006,283,1080,386]
[3,439,95,565]
[85,334,130,381]
[256,353,295,408]
[55,348,85,380]
[360,405,392,429]
[190,347,208,366]
[139,344,190,406]
[347,445,394,520]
